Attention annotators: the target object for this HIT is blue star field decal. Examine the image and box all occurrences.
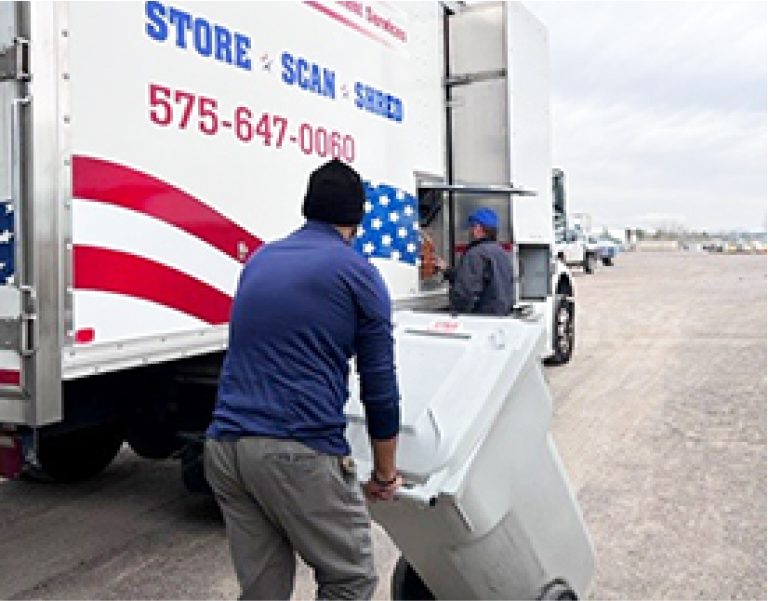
[353,183,420,265]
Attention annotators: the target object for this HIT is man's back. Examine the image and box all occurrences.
[208,220,395,455]
[204,159,400,601]
[449,239,515,316]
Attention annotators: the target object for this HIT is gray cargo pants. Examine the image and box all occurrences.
[204,437,377,600]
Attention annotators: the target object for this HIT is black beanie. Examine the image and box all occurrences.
[302,159,365,226]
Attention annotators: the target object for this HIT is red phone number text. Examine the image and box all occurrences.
[148,83,356,163]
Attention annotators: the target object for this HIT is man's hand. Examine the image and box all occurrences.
[435,256,448,271]
[363,472,403,502]
[366,437,399,501]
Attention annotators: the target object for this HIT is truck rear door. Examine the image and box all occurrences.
[0,2,64,427]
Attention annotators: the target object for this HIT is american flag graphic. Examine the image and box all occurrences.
[353,182,420,265]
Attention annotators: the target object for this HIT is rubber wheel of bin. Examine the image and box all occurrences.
[391,556,435,600]
[545,295,574,365]
[601,256,613,266]
[36,422,124,482]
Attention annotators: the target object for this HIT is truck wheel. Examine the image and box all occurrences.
[126,424,182,460]
[391,556,434,600]
[583,253,595,274]
[36,423,124,482]
[546,295,574,365]
[601,256,613,266]
[539,580,578,600]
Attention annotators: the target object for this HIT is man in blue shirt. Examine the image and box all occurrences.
[205,159,401,600]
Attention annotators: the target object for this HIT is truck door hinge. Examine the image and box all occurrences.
[0,38,30,82]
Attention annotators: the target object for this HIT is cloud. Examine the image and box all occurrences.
[526,1,767,230]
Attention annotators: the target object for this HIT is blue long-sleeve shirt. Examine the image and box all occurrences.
[207,220,400,456]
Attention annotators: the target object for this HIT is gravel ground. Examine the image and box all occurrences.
[0,251,765,600]
[548,252,766,600]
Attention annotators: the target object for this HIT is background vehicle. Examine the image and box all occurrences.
[0,0,574,485]
[552,169,595,274]
[588,234,619,266]
[557,227,597,273]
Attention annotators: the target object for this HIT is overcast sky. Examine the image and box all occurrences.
[525,1,767,232]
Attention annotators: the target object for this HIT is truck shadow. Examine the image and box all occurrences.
[0,448,223,530]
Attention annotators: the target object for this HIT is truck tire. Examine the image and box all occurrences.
[546,295,574,365]
[583,253,595,274]
[36,423,124,482]
[601,256,613,266]
[125,386,185,460]
[539,580,578,600]
[391,556,434,600]
[126,423,183,460]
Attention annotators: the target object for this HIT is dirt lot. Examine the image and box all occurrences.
[0,251,765,600]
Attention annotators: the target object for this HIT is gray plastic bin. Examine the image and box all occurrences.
[345,311,594,599]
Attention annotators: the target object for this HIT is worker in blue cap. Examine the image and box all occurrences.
[437,207,515,315]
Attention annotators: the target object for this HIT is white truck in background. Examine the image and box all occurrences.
[552,168,597,273]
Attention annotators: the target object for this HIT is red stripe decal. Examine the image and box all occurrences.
[304,1,392,47]
[0,370,20,386]
[72,156,262,263]
[74,246,233,325]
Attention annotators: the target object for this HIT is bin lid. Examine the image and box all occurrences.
[345,311,544,482]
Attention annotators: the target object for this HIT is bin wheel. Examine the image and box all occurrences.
[391,556,435,601]
[539,580,578,600]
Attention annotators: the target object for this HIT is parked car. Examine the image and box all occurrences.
[594,237,619,266]
[556,229,597,274]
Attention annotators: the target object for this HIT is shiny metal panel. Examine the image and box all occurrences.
[0,2,26,419]
[448,2,505,77]
[18,1,64,425]
[449,78,509,185]
[447,2,509,186]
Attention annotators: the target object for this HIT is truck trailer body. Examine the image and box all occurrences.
[0,0,575,481]
[0,2,594,598]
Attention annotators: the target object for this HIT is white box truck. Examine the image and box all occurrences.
[0,0,576,482]
[0,2,593,598]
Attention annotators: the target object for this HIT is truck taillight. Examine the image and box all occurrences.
[0,434,23,479]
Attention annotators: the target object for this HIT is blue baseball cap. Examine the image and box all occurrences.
[468,207,499,229]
